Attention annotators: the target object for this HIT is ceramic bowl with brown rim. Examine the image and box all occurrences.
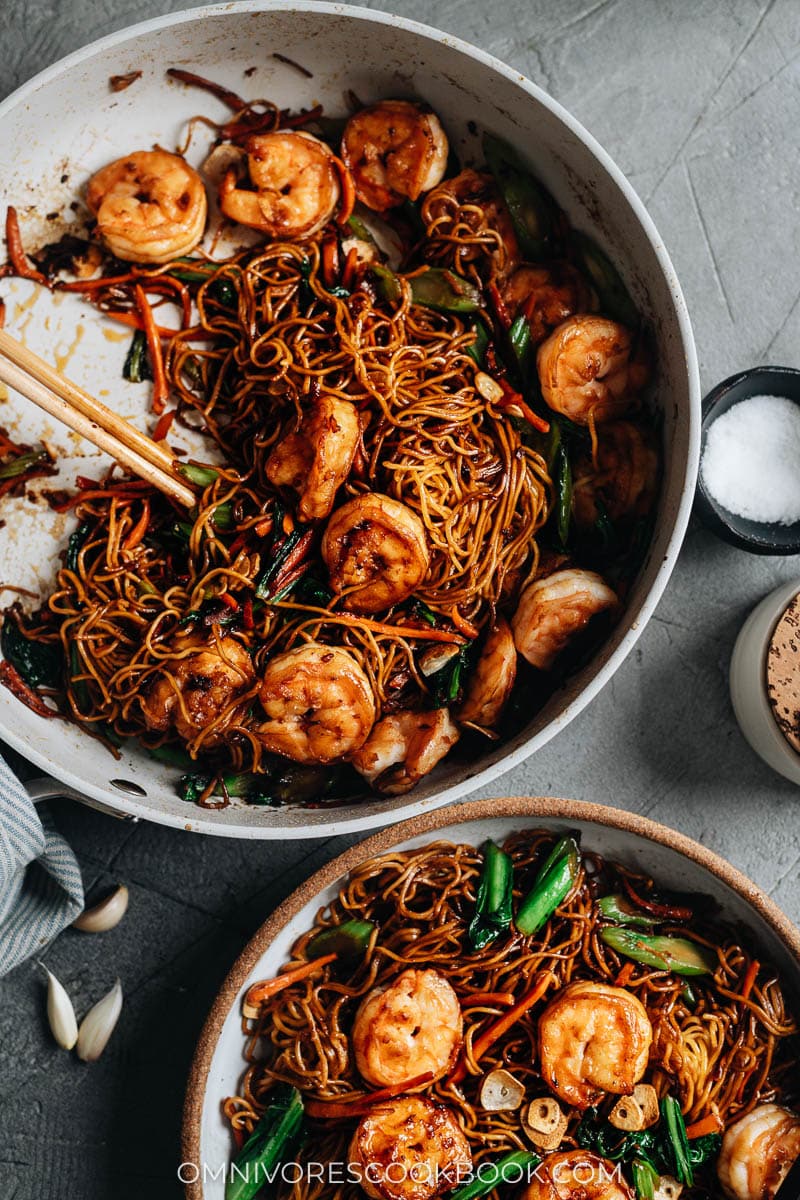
[180,797,800,1198]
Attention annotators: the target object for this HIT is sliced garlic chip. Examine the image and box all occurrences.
[522,1097,569,1150]
[479,1068,525,1111]
[40,964,78,1050]
[76,979,123,1062]
[654,1176,683,1200]
[73,884,129,933]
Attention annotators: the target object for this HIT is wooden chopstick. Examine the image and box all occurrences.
[0,330,196,509]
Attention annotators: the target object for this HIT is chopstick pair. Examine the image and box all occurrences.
[0,328,196,509]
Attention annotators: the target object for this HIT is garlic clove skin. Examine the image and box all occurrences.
[40,963,78,1050]
[73,884,129,933]
[76,979,123,1062]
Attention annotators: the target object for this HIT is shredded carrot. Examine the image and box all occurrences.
[332,156,356,225]
[134,284,169,413]
[487,280,512,330]
[4,207,49,285]
[341,246,359,291]
[276,602,467,646]
[243,953,337,1011]
[232,1127,245,1152]
[741,958,760,1001]
[303,1072,435,1120]
[103,309,179,337]
[242,598,254,630]
[152,408,177,442]
[50,483,153,511]
[0,662,56,717]
[56,272,139,292]
[218,592,239,611]
[122,499,150,551]
[449,972,555,1085]
[461,991,515,1008]
[497,379,550,434]
[450,606,479,639]
[254,516,273,538]
[685,1112,723,1140]
[281,103,324,130]
[321,238,339,289]
[0,297,6,328]
[614,961,635,987]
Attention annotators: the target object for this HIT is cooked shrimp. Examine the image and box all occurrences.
[341,100,449,211]
[502,263,594,345]
[321,493,430,613]
[352,968,463,1088]
[512,569,617,671]
[537,981,653,1109]
[219,130,340,238]
[521,1150,633,1200]
[256,643,375,762]
[456,617,516,731]
[572,420,658,529]
[350,709,459,795]
[350,1096,472,1200]
[86,150,207,264]
[718,1104,800,1200]
[265,393,360,521]
[422,169,520,275]
[536,315,648,425]
[140,631,254,746]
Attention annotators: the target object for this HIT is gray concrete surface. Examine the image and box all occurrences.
[2,1,800,1197]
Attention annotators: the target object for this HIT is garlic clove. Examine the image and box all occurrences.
[479,1068,525,1111]
[76,978,123,1062]
[40,963,78,1050]
[73,884,129,933]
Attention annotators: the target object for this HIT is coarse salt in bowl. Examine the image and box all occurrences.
[696,366,800,555]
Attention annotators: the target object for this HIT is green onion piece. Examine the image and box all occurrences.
[466,318,490,366]
[170,266,215,283]
[483,132,554,259]
[65,522,91,573]
[431,645,470,707]
[373,264,481,313]
[632,1158,659,1200]
[0,617,62,688]
[601,927,714,977]
[681,982,697,1008]
[449,1150,540,1200]
[211,502,235,531]
[227,1084,305,1200]
[209,277,237,306]
[555,443,572,549]
[661,1097,693,1187]
[598,894,657,929]
[413,599,439,627]
[515,835,581,936]
[346,213,376,244]
[178,463,220,487]
[307,917,375,962]
[254,527,304,599]
[0,448,48,480]
[573,231,639,328]
[509,313,531,374]
[469,840,514,951]
[122,329,151,383]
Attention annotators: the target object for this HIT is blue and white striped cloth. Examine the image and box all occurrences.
[0,754,83,975]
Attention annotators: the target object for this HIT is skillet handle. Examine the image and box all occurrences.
[25,775,140,822]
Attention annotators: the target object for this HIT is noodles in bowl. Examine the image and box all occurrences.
[211,823,799,1200]
[1,75,659,813]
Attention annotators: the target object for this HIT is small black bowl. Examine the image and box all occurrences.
[695,365,800,555]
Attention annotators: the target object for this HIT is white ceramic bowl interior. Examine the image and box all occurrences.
[182,799,800,1199]
[730,578,800,786]
[0,2,700,836]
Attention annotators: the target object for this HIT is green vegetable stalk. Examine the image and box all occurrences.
[468,840,514,951]
[0,617,62,688]
[661,1097,693,1186]
[483,132,554,259]
[600,927,715,976]
[226,1084,304,1200]
[373,264,482,313]
[122,329,151,383]
[515,834,581,936]
[178,463,220,487]
[631,1158,658,1200]
[307,918,375,962]
[0,449,48,480]
[448,1150,540,1200]
[597,894,657,929]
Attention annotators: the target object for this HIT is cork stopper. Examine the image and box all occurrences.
[766,592,800,755]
